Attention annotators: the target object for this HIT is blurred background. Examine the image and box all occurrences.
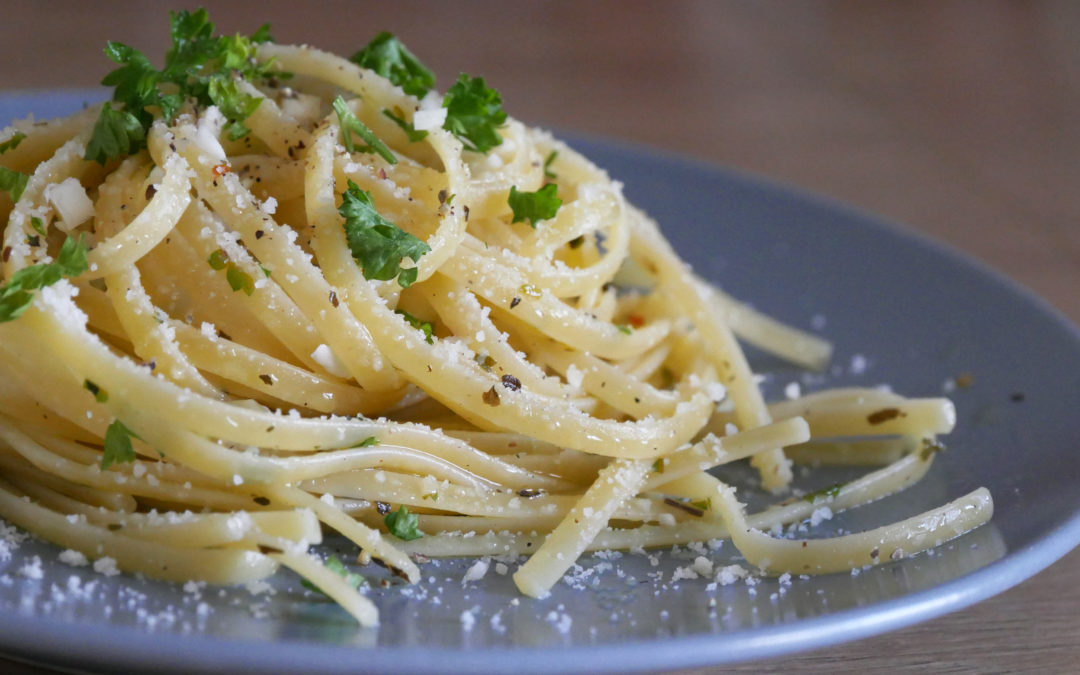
[1,1,1079,672]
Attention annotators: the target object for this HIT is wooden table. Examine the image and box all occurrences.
[1,1,1078,672]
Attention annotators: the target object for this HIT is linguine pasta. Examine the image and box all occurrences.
[0,12,992,625]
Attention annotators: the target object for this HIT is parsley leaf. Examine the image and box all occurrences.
[101,419,139,470]
[383,109,429,143]
[338,180,430,288]
[384,505,423,541]
[250,23,275,44]
[0,235,89,323]
[162,8,217,85]
[207,75,262,140]
[301,555,365,595]
[0,167,28,202]
[394,309,435,344]
[102,41,170,124]
[332,97,396,164]
[0,132,26,154]
[85,105,146,165]
[508,184,561,228]
[442,74,506,153]
[350,32,434,98]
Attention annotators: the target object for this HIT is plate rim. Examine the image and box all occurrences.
[1,88,1079,674]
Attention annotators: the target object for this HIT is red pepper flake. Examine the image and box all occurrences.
[867,407,904,425]
[509,297,521,309]
[212,163,231,177]
[482,386,501,406]
[1,246,10,262]
[955,373,974,388]
[378,168,387,181]
[258,374,274,386]
[145,184,157,200]
[501,374,521,391]
[329,290,339,307]
[628,313,645,328]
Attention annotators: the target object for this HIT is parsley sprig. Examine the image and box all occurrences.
[332,97,396,164]
[86,8,281,164]
[338,180,430,288]
[0,235,89,323]
[350,32,434,98]
[508,184,561,228]
[442,74,507,153]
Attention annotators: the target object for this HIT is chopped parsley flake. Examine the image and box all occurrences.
[543,150,558,179]
[508,184,561,228]
[332,96,396,164]
[301,554,365,594]
[207,249,228,270]
[83,380,109,403]
[384,505,424,541]
[690,498,712,512]
[0,132,26,154]
[615,324,633,335]
[0,235,89,323]
[101,419,139,470]
[442,73,506,153]
[0,167,29,202]
[30,217,46,236]
[339,179,430,288]
[225,265,255,295]
[803,483,843,503]
[395,309,434,344]
[351,436,379,448]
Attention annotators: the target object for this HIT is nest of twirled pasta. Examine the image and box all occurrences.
[0,14,990,625]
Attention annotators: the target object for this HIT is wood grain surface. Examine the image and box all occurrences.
[1,1,1078,672]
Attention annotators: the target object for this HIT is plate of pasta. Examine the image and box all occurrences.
[1,10,1079,674]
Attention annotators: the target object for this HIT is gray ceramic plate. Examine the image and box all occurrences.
[1,91,1079,674]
